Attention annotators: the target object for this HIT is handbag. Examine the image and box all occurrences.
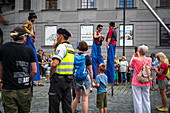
[43,63,49,69]
[137,59,152,83]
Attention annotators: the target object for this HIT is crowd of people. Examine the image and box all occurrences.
[0,12,170,113]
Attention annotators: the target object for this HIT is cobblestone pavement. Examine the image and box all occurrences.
[0,78,170,113]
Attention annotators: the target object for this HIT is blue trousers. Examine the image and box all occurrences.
[25,36,41,81]
[121,72,127,82]
[92,43,104,79]
[105,44,116,84]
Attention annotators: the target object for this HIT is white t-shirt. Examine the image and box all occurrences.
[120,61,128,72]
[53,44,67,61]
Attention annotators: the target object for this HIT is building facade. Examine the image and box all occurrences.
[0,0,170,60]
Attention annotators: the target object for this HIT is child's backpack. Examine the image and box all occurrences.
[73,54,88,81]
[137,59,152,83]
[166,63,170,79]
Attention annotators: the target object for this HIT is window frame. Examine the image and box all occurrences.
[119,0,134,8]
[46,0,58,9]
[23,0,31,10]
[160,0,170,7]
[159,24,170,47]
[81,0,94,9]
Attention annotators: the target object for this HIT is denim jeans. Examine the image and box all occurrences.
[121,72,127,82]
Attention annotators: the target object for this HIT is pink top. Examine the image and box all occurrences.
[130,57,152,86]
[157,63,168,81]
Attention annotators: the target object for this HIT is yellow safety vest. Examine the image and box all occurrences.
[53,43,75,75]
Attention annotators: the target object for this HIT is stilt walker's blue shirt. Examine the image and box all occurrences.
[25,36,41,81]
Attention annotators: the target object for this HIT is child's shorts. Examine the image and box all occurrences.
[114,73,118,80]
[96,92,107,109]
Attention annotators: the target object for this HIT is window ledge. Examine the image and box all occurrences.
[77,8,97,10]
[156,46,170,49]
[116,7,137,9]
[41,9,60,11]
[156,6,170,9]
[19,10,34,12]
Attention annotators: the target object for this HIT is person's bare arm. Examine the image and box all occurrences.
[50,59,60,78]
[96,83,100,87]
[153,67,164,76]
[30,62,37,81]
[126,66,128,72]
[87,65,93,86]
[106,38,111,50]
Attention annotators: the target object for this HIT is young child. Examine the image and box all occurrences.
[119,56,128,85]
[114,56,119,85]
[103,55,107,64]
[94,63,108,113]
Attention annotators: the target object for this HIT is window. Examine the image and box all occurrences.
[46,0,57,9]
[23,0,31,10]
[120,0,133,8]
[160,0,170,7]
[160,24,170,46]
[81,0,94,8]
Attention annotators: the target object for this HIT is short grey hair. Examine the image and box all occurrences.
[138,45,148,55]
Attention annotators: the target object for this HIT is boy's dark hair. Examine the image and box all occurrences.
[151,53,155,57]
[99,63,106,73]
[78,41,88,51]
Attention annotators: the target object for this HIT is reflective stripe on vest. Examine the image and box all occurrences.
[54,43,75,75]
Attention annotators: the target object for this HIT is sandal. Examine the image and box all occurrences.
[155,106,163,109]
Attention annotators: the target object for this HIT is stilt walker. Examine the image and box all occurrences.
[23,12,41,95]
[105,22,117,97]
[92,24,104,81]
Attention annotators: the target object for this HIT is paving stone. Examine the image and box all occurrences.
[0,78,170,113]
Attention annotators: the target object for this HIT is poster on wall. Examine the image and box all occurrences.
[80,25,93,46]
[45,26,57,46]
[119,25,133,46]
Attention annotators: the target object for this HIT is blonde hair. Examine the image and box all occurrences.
[99,63,106,73]
[122,56,126,60]
[156,52,169,66]
[138,45,148,55]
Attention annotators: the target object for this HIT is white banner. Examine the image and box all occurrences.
[119,25,133,46]
[80,25,93,46]
[45,26,57,46]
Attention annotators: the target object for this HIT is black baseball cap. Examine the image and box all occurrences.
[57,28,71,37]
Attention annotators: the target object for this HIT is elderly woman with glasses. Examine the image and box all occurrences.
[130,44,152,113]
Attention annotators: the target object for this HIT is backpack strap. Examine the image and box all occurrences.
[74,79,88,96]
[136,58,149,74]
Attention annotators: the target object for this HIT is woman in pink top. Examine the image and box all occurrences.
[153,52,168,112]
[130,45,152,113]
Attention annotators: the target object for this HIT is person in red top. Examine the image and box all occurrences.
[153,52,169,112]
[105,22,117,84]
